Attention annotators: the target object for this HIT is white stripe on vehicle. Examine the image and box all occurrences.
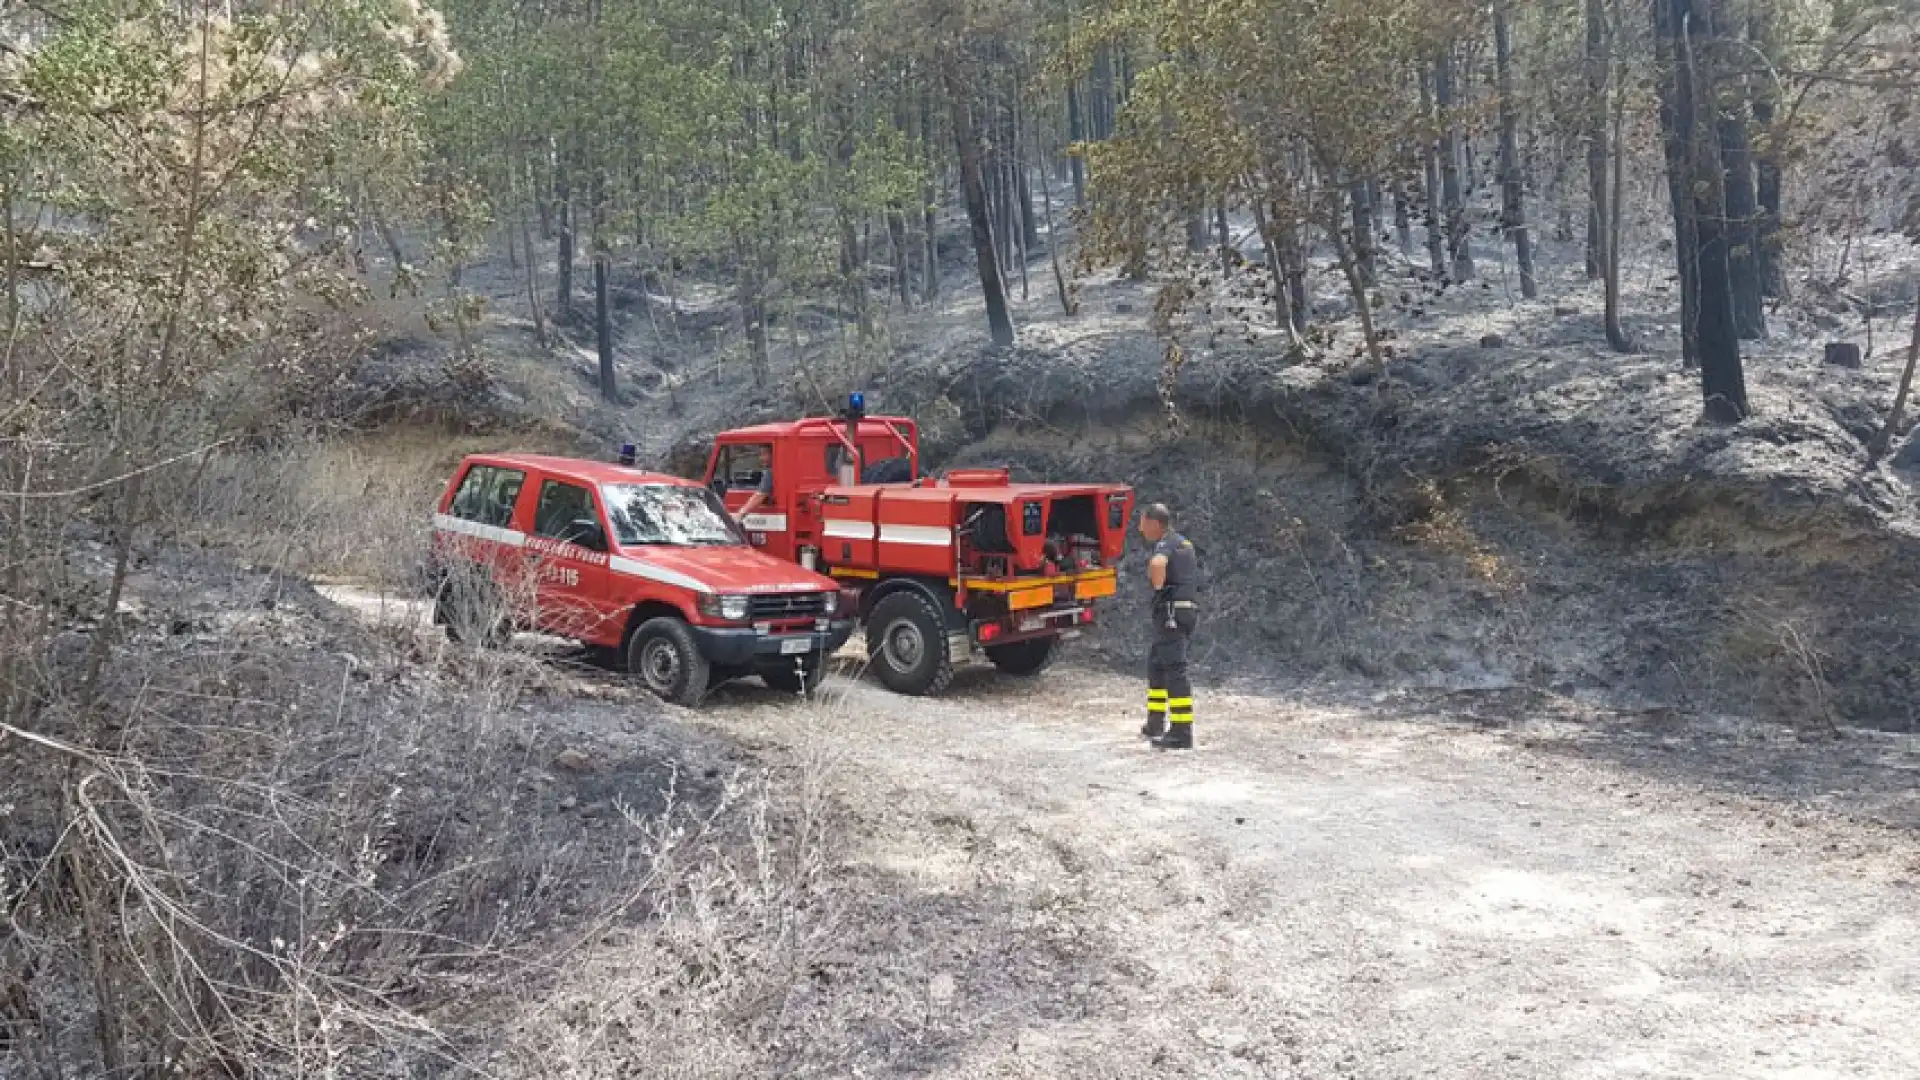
[822,518,875,541]
[741,513,789,532]
[432,513,527,548]
[608,556,714,594]
[878,524,952,547]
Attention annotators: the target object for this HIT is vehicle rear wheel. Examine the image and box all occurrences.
[865,591,954,696]
[986,636,1057,677]
[626,617,710,707]
[761,656,825,696]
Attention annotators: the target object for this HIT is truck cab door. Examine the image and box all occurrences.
[525,477,616,645]
[716,442,794,560]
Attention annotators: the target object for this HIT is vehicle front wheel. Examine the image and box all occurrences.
[986,636,1057,677]
[865,591,954,696]
[626,617,711,707]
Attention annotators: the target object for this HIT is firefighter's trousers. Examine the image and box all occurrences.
[1146,606,1197,730]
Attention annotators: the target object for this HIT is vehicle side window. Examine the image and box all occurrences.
[720,444,772,490]
[449,465,525,528]
[533,480,598,542]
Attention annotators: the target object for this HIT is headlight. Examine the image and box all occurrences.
[698,594,752,622]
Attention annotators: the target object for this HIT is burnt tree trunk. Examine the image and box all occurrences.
[1091,48,1115,140]
[1604,0,1633,352]
[1393,181,1414,254]
[1494,0,1537,299]
[920,88,941,302]
[1720,102,1766,338]
[1435,50,1475,281]
[594,255,616,402]
[1585,0,1608,280]
[1421,74,1448,278]
[951,87,1016,347]
[1751,4,1784,298]
[1067,83,1088,206]
[1656,0,1749,421]
[1349,181,1376,286]
[556,162,574,317]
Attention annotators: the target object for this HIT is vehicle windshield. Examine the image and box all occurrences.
[601,483,744,547]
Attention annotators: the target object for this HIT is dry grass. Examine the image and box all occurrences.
[0,430,869,1079]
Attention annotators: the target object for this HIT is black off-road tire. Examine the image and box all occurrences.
[986,636,1057,677]
[435,575,511,648]
[626,617,711,707]
[865,591,955,696]
[760,656,825,696]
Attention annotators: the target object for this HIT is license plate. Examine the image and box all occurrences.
[780,638,811,655]
[1019,616,1043,632]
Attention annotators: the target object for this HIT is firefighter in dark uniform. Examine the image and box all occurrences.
[1138,503,1198,750]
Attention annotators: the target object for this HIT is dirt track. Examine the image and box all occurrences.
[316,585,1920,1077]
[708,660,1920,1079]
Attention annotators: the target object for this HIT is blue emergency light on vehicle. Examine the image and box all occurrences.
[618,443,636,466]
[847,391,865,419]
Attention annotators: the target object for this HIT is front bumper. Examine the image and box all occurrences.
[690,618,856,667]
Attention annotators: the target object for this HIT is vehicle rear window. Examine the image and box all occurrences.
[533,480,597,540]
[449,465,525,528]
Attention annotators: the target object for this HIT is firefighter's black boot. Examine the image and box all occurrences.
[1153,691,1194,749]
[1151,722,1193,750]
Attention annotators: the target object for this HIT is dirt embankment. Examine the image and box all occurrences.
[867,263,1920,731]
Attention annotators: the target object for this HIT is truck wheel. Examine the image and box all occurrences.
[626,617,710,707]
[866,591,954,696]
[986,636,1057,677]
[761,657,824,696]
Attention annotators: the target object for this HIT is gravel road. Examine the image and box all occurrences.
[313,584,1920,1078]
[705,660,1920,1080]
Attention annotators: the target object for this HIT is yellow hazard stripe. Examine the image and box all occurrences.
[1168,716,1193,724]
[1168,697,1192,708]
[1147,690,1168,700]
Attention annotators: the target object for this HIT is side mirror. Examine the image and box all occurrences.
[564,518,608,552]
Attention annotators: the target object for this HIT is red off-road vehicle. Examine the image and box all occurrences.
[427,453,854,705]
[700,396,1134,696]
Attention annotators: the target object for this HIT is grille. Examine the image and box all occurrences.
[750,592,833,620]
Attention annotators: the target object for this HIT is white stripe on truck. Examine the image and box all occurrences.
[608,556,713,594]
[432,513,526,548]
[822,518,875,541]
[878,524,953,547]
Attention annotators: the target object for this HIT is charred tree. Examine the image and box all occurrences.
[594,255,616,402]
[1603,0,1633,351]
[1434,49,1475,281]
[1067,83,1088,206]
[1720,102,1766,338]
[1655,0,1750,421]
[1349,181,1376,285]
[1585,0,1608,279]
[951,88,1015,347]
[1420,74,1448,278]
[1393,181,1414,254]
[1751,2,1784,298]
[556,159,574,317]
[1494,0,1536,299]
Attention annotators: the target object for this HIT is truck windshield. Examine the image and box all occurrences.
[601,483,743,547]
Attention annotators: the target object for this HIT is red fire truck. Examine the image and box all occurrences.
[700,395,1134,695]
